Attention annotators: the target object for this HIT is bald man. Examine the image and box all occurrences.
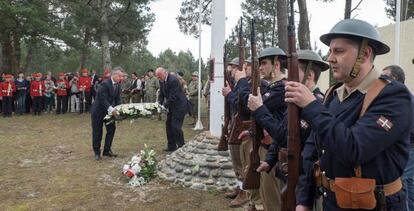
[156,67,191,152]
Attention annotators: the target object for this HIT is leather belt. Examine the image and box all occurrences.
[322,175,402,196]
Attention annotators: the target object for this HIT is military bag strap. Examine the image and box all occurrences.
[322,82,343,105]
[355,78,389,177]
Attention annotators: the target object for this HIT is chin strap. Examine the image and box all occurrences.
[345,38,369,83]
[301,61,313,85]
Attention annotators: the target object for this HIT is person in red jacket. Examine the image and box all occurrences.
[1,74,16,117]
[55,72,70,114]
[78,68,92,113]
[30,73,45,115]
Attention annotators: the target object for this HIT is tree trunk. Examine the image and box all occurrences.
[297,0,310,49]
[276,0,288,52]
[80,27,91,69]
[24,37,36,72]
[1,32,20,74]
[344,0,352,19]
[100,0,111,71]
[271,9,277,47]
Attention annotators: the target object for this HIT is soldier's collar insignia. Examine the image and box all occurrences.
[264,92,271,98]
[376,115,393,131]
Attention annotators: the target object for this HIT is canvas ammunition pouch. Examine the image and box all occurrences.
[228,118,252,145]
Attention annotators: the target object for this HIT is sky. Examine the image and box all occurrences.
[146,0,394,60]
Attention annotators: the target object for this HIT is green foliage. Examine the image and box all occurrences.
[176,0,212,37]
[0,0,155,73]
[384,0,414,21]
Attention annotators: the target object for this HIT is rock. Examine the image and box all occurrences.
[198,162,209,168]
[176,174,184,179]
[206,144,217,150]
[222,170,236,178]
[166,177,175,182]
[180,160,194,167]
[217,186,227,192]
[199,171,209,177]
[191,183,206,190]
[211,170,221,177]
[184,182,192,187]
[216,181,226,186]
[184,154,193,160]
[207,163,220,169]
[185,176,192,182]
[184,169,192,175]
[220,163,233,169]
[198,143,207,149]
[175,167,183,173]
[205,133,215,139]
[204,179,215,185]
[218,151,230,156]
[218,158,229,163]
[206,150,218,156]
[206,157,217,162]
[196,135,204,141]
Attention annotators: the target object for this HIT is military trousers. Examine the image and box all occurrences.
[259,146,282,211]
[229,144,243,181]
[240,136,262,207]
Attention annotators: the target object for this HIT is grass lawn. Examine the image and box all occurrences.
[0,111,236,211]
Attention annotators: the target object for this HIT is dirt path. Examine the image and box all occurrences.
[0,114,237,210]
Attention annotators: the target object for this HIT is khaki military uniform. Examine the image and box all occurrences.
[187,80,198,117]
[240,136,263,208]
[144,76,159,103]
[120,79,132,104]
[259,146,282,211]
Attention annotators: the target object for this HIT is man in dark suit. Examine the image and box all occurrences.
[91,67,123,160]
[156,67,190,152]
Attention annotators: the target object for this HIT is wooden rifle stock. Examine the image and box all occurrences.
[218,45,230,151]
[282,0,302,210]
[242,19,261,190]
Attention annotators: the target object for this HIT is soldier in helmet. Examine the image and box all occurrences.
[285,19,412,210]
[221,57,249,207]
[247,50,329,210]
[235,47,287,211]
[187,71,199,125]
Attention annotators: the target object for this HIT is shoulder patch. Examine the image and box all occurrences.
[376,115,393,131]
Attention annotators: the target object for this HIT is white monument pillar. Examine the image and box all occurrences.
[209,0,225,137]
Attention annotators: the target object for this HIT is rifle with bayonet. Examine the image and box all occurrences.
[242,19,262,189]
[281,0,301,210]
[218,44,230,151]
[228,17,251,145]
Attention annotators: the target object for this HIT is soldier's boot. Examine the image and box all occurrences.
[225,186,240,199]
[229,190,249,207]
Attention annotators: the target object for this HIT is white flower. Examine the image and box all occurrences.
[131,164,141,174]
[122,164,130,173]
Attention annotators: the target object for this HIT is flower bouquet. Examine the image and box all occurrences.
[122,144,157,187]
[104,102,160,125]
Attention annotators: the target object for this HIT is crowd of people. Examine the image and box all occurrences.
[0,68,206,117]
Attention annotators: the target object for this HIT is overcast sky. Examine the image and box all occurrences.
[146,0,394,60]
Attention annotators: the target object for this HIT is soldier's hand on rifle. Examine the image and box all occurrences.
[256,161,270,172]
[222,81,232,97]
[285,81,316,108]
[238,130,250,140]
[248,87,263,111]
[234,69,246,83]
[296,205,310,211]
